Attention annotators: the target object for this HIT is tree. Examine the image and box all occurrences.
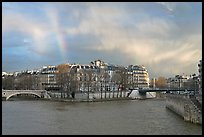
[98,71,104,99]
[155,77,167,89]
[70,67,78,98]
[56,64,73,98]
[85,70,93,100]
[14,73,35,90]
[118,67,128,97]
[112,71,121,98]
[103,70,110,99]
[32,74,40,90]
[2,75,15,90]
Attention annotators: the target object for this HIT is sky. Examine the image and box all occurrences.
[2,2,202,78]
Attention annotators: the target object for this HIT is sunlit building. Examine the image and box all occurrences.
[127,65,149,89]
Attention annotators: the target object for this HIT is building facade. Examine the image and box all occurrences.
[38,65,58,90]
[2,60,150,93]
[166,74,199,92]
[127,65,149,89]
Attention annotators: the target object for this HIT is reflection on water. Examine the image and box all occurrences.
[2,99,202,135]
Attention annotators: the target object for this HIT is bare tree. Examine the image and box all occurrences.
[118,67,128,97]
[103,70,110,99]
[56,64,73,98]
[97,71,104,99]
[32,74,40,90]
[112,71,121,98]
[2,75,15,90]
[70,67,77,99]
[14,73,34,90]
[83,69,95,100]
[111,67,128,98]
[97,68,110,99]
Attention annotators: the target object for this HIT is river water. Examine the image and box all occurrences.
[2,99,202,135]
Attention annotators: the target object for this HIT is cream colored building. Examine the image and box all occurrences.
[127,65,149,89]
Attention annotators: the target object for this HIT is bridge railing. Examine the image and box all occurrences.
[137,88,195,94]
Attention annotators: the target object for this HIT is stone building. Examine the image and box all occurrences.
[127,65,149,89]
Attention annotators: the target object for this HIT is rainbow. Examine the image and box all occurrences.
[47,10,69,63]
[55,31,68,62]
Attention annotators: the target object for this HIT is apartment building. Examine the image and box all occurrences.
[127,65,150,89]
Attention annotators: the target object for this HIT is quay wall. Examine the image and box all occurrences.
[166,94,202,125]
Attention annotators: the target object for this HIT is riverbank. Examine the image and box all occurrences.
[166,94,202,125]
[44,97,135,103]
[38,96,165,104]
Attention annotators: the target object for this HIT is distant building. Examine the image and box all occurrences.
[38,65,58,90]
[127,65,149,89]
[106,65,119,91]
[2,60,150,92]
[166,74,199,91]
[90,59,107,69]
[73,64,99,93]
[2,72,13,78]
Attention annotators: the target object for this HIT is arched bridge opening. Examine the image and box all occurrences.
[6,92,42,101]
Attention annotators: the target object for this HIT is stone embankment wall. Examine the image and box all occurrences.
[166,94,202,125]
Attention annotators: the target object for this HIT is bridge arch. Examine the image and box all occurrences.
[6,92,42,101]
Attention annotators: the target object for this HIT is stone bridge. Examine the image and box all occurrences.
[2,90,50,100]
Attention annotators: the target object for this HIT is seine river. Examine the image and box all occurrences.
[2,99,202,135]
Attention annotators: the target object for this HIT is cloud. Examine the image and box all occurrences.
[64,3,201,78]
[2,2,202,78]
[156,2,177,12]
[2,5,63,58]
